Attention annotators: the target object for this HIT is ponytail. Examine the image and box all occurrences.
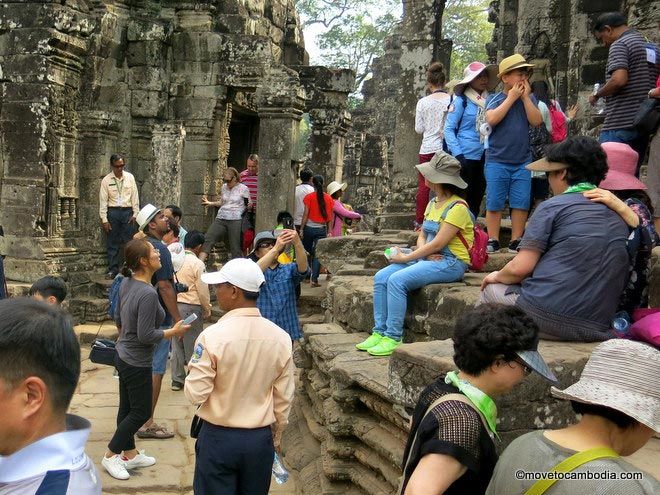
[312,175,328,220]
[121,265,133,278]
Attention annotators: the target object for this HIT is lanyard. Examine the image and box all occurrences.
[445,371,500,440]
[112,177,124,198]
[562,182,596,194]
[432,89,447,94]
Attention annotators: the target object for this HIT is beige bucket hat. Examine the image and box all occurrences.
[551,339,660,432]
[415,152,467,189]
[497,54,535,78]
[326,181,347,197]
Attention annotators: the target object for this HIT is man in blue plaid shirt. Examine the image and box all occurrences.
[250,230,309,341]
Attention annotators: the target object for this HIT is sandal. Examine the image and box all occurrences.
[310,281,321,288]
[136,423,174,439]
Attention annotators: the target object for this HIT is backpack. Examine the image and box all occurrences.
[549,100,567,143]
[441,200,489,271]
[107,274,124,319]
[529,122,552,161]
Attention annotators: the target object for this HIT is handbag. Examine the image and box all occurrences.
[89,338,117,366]
[633,98,660,135]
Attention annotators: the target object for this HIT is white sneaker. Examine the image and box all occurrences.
[123,450,156,469]
[102,454,129,480]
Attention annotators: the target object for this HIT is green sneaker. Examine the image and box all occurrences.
[367,336,401,356]
[356,332,383,351]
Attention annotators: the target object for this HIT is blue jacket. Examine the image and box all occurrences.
[443,96,484,160]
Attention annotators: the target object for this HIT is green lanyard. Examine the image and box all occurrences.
[445,371,500,440]
[562,182,596,194]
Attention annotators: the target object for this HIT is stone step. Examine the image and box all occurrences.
[5,281,32,298]
[374,213,414,231]
[69,296,110,323]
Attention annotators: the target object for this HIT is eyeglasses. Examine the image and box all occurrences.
[513,357,532,375]
[257,242,275,249]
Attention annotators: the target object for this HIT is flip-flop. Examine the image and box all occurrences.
[136,424,174,439]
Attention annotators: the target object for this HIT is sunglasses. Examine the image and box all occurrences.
[257,241,275,249]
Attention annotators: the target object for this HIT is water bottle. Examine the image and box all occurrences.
[272,452,289,484]
[384,247,412,259]
[593,84,606,114]
[611,311,631,338]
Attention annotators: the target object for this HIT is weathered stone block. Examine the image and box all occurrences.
[130,90,167,118]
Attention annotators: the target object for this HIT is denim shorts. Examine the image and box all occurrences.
[485,161,531,211]
[152,336,170,375]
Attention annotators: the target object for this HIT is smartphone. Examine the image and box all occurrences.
[182,313,198,325]
[283,217,294,230]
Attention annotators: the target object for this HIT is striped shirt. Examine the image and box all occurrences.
[239,169,258,208]
[603,30,660,131]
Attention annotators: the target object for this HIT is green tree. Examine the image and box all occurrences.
[296,0,399,92]
[442,0,491,80]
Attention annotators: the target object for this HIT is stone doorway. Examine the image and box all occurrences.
[228,111,260,172]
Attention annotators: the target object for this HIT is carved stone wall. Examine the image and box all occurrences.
[0,0,352,319]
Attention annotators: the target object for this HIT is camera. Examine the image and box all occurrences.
[174,282,189,294]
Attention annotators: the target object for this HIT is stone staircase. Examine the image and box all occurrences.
[281,230,660,494]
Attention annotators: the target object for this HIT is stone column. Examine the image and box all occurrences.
[255,67,306,232]
[140,124,187,208]
[391,0,451,196]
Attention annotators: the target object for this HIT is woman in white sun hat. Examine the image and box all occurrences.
[444,61,498,217]
[487,339,659,495]
[327,180,361,237]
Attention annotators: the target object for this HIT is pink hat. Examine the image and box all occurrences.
[600,142,646,191]
[453,61,498,96]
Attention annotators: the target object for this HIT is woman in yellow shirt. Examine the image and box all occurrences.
[357,152,474,356]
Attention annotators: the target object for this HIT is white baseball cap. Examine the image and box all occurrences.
[136,203,161,231]
[201,258,265,293]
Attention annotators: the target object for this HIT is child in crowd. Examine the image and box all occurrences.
[484,54,543,253]
[29,275,68,305]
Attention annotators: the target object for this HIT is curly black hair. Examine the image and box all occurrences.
[453,304,539,375]
[544,136,609,186]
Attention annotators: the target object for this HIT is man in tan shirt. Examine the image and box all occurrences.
[99,154,140,278]
[171,230,211,391]
[185,258,294,495]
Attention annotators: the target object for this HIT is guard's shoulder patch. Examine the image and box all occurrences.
[191,343,204,363]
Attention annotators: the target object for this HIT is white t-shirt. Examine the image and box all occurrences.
[217,182,250,221]
[294,183,315,225]
[415,93,452,154]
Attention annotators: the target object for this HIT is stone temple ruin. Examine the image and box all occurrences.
[1,0,659,493]
[0,0,354,319]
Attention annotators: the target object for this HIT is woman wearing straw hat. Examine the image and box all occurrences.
[414,62,452,229]
[444,61,498,217]
[356,152,474,356]
[327,180,362,237]
[487,339,659,495]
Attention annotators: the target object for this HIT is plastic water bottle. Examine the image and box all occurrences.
[593,84,606,114]
[611,311,631,338]
[384,247,412,259]
[272,452,289,484]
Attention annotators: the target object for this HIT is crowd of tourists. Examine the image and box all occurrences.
[0,10,659,495]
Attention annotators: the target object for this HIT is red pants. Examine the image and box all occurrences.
[416,153,435,225]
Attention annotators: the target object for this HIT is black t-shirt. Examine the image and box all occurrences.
[401,378,498,495]
[147,236,175,327]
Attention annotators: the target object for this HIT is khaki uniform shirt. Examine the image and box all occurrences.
[99,171,140,223]
[176,251,211,314]
[184,307,294,432]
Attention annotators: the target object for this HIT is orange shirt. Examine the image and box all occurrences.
[303,192,334,224]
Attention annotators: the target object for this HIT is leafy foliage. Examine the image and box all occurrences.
[442,0,492,80]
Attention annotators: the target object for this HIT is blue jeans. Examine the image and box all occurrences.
[372,251,467,340]
[302,226,327,283]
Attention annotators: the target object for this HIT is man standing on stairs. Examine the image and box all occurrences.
[185,258,294,494]
[99,154,140,279]
[134,204,182,439]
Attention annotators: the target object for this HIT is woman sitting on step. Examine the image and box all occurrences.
[402,304,556,495]
[356,151,474,356]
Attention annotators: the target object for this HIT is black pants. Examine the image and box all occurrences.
[459,156,486,218]
[108,357,152,454]
[107,207,135,273]
[194,421,273,495]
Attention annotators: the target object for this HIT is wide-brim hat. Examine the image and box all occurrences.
[498,54,535,78]
[516,349,557,382]
[327,181,347,197]
[136,203,161,231]
[600,142,646,191]
[415,152,467,189]
[526,157,569,173]
[201,258,265,293]
[453,61,499,95]
[551,339,660,432]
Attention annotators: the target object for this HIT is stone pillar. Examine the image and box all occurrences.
[255,67,306,232]
[140,124,187,208]
[391,0,451,197]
